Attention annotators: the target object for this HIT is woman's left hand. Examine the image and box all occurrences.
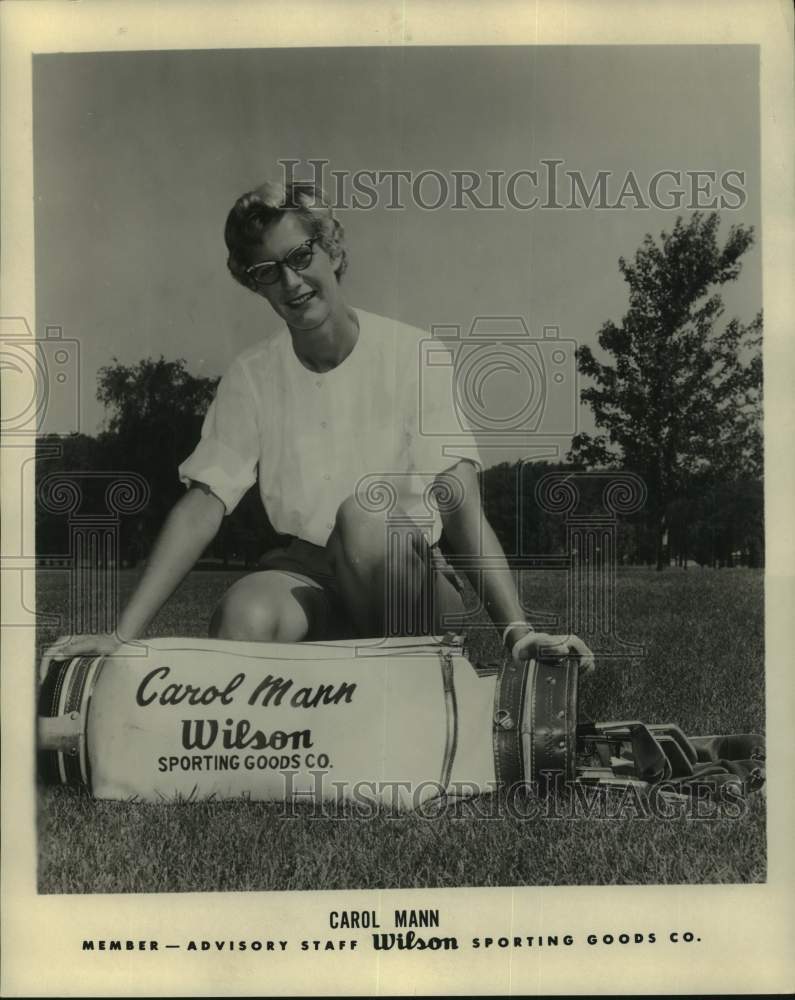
[511,631,595,674]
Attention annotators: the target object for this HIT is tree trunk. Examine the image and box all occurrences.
[655,518,666,571]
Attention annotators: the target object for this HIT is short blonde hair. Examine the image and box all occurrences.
[224,179,348,291]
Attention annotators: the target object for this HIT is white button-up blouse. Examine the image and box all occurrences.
[178,309,480,547]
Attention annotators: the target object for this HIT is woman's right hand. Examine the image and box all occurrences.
[39,633,133,685]
[39,485,225,679]
[49,633,130,657]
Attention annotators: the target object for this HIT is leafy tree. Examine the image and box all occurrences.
[568,212,762,569]
[35,433,111,557]
[686,473,764,569]
[95,357,285,566]
[97,356,219,439]
[37,359,284,568]
[478,461,575,559]
[95,357,220,562]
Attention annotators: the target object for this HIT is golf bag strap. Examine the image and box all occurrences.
[493,657,579,788]
[438,652,459,790]
[523,658,578,784]
[37,654,104,790]
[493,657,529,786]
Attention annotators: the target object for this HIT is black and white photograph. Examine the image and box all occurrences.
[2,1,793,996]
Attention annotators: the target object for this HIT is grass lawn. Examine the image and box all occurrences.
[35,567,765,893]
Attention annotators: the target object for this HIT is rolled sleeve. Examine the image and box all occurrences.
[178,359,260,515]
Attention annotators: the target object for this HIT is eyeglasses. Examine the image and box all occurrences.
[245,238,320,286]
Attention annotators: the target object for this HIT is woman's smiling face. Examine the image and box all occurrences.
[246,213,344,331]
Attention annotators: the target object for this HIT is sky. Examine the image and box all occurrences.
[33,45,761,465]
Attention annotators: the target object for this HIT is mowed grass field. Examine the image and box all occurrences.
[35,567,765,893]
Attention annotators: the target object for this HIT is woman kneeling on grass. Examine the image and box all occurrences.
[54,179,594,671]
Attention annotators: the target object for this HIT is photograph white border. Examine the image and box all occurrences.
[2,1,793,995]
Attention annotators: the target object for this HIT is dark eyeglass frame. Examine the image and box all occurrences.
[245,238,321,285]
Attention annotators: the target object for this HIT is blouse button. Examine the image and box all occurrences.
[323,474,331,481]
[315,380,322,388]
[320,420,328,428]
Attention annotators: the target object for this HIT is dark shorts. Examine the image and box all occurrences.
[258,537,342,593]
[258,536,466,638]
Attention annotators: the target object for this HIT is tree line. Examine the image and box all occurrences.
[36,212,763,570]
[568,212,762,568]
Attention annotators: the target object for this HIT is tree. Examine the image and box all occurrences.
[568,212,762,569]
[35,432,111,557]
[478,461,575,560]
[97,356,219,438]
[96,357,220,561]
[37,358,284,568]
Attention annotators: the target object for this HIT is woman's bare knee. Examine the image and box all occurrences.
[208,580,309,642]
[333,495,381,544]
[331,494,426,567]
[210,590,281,641]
